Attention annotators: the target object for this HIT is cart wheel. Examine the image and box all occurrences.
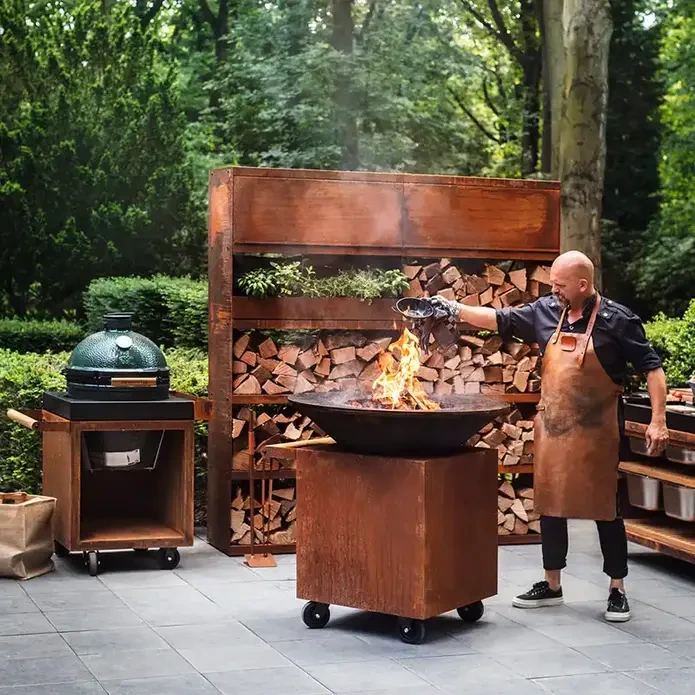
[54,542,70,558]
[457,601,485,623]
[398,618,426,644]
[85,551,99,577]
[302,602,330,629]
[157,548,180,569]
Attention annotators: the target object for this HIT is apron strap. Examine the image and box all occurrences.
[551,305,568,345]
[577,292,602,366]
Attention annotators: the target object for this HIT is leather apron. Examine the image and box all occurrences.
[534,294,624,521]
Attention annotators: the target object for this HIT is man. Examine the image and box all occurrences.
[429,251,669,622]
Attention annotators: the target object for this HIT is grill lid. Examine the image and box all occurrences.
[65,313,169,400]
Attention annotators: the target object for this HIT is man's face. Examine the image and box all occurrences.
[550,264,587,307]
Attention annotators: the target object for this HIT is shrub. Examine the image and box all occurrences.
[0,319,86,354]
[644,298,695,387]
[0,348,210,520]
[83,276,207,348]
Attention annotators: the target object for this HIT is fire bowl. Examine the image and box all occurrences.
[288,390,510,457]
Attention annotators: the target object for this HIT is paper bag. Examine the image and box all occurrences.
[0,492,56,580]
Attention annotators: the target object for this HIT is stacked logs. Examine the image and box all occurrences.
[467,407,535,467]
[231,407,325,471]
[498,481,540,536]
[230,485,297,545]
[402,260,551,308]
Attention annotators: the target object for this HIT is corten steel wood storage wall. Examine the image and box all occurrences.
[207,166,561,555]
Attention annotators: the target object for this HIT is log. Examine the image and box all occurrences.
[356,343,381,362]
[258,357,281,373]
[528,520,542,534]
[530,265,551,285]
[503,513,516,531]
[232,419,246,439]
[331,346,357,365]
[251,365,273,385]
[294,374,315,394]
[234,375,261,395]
[518,488,534,499]
[499,481,515,499]
[479,287,494,305]
[404,265,422,280]
[426,351,446,369]
[233,334,250,359]
[273,487,295,501]
[417,366,439,382]
[297,350,318,370]
[314,357,332,377]
[484,264,506,286]
[258,337,278,359]
[231,489,245,510]
[276,375,298,391]
[233,362,248,375]
[232,523,251,543]
[513,518,529,535]
[509,268,528,292]
[501,423,521,440]
[498,495,514,513]
[240,351,257,367]
[278,344,301,365]
[513,370,530,393]
[273,362,298,378]
[511,499,529,523]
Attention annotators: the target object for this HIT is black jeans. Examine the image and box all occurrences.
[540,514,628,579]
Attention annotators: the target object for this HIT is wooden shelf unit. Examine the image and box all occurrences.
[619,421,695,565]
[208,167,560,555]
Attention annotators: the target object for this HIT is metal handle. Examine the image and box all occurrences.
[6,409,39,430]
[110,377,157,387]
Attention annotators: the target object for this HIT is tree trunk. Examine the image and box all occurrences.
[332,0,359,170]
[560,0,613,284]
[519,0,542,176]
[544,0,566,178]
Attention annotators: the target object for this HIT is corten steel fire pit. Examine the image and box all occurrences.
[288,390,510,456]
[277,389,506,644]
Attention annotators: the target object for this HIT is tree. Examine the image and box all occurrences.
[0,0,203,317]
[559,0,613,280]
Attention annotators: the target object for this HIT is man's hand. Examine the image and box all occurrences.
[645,420,669,456]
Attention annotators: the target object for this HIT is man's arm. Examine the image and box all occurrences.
[645,367,669,455]
[455,304,498,331]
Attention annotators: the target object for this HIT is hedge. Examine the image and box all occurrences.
[83,276,207,349]
[0,348,209,519]
[0,319,86,353]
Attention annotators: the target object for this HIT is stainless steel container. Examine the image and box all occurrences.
[665,445,695,466]
[626,473,662,511]
[628,437,662,458]
[662,483,695,522]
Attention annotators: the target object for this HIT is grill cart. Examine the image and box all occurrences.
[7,313,196,576]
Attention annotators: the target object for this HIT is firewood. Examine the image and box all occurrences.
[503,367,515,384]
[491,296,503,310]
[252,365,273,385]
[453,376,466,393]
[484,264,506,286]
[232,419,246,439]
[317,339,329,357]
[530,265,551,285]
[277,344,300,365]
[497,509,505,525]
[442,265,461,285]
[502,454,520,467]
[297,350,318,370]
[499,481,515,499]
[479,287,494,305]
[472,354,486,366]
[294,374,314,394]
[233,374,249,389]
[487,352,503,366]
[234,375,261,394]
[284,423,303,441]
[240,351,257,367]
[261,499,282,520]
[232,524,251,543]
[528,378,541,393]
[500,288,521,307]
[513,370,530,393]
[501,423,522,439]
[503,513,516,531]
[483,428,506,449]
[483,366,503,383]
[509,441,524,458]
[405,278,423,297]
[481,336,504,355]
[498,495,514,513]
[509,268,528,292]
[522,498,534,512]
[231,489,245,510]
[462,294,480,307]
[314,357,331,377]
[513,518,529,535]
[511,499,529,522]
[527,511,541,522]
[469,367,486,382]
[435,381,453,395]
[506,342,531,360]
[404,264,422,280]
[498,526,512,536]
[426,351,446,369]
[257,338,278,359]
[280,498,296,517]
[517,419,533,429]
[459,345,474,361]
[528,520,541,534]
[257,358,279,374]
[444,355,461,370]
[233,362,248,375]
[518,488,534,499]
[416,366,439,381]
[482,383,506,395]
[356,343,381,362]
[423,262,440,279]
[439,368,457,382]
[276,375,297,391]
[464,382,481,394]
[273,487,295,501]
[329,360,364,380]
[331,346,356,365]
[273,362,298,379]
[233,334,251,359]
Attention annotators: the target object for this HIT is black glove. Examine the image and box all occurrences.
[427,295,462,320]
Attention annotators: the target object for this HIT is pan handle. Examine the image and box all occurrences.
[6,409,39,430]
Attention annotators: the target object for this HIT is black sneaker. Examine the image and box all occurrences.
[512,581,564,609]
[605,588,631,622]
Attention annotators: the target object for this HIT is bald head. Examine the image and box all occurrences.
[550,251,596,309]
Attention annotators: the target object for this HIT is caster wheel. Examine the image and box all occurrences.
[85,551,100,577]
[457,601,485,623]
[302,602,330,629]
[398,618,426,644]
[157,548,180,569]
[54,542,70,558]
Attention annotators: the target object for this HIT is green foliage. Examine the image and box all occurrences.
[0,319,86,354]
[0,347,209,515]
[238,263,409,300]
[84,276,207,348]
[0,0,204,318]
[644,299,695,386]
[634,2,695,316]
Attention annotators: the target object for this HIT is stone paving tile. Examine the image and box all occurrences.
[44,607,145,632]
[154,620,261,650]
[0,594,39,615]
[305,659,432,693]
[61,626,170,656]
[0,612,57,637]
[493,646,611,679]
[270,634,390,666]
[99,674,219,695]
[577,642,693,671]
[80,647,197,682]
[177,642,292,673]
[532,672,663,695]
[0,683,106,694]
[204,665,330,695]
[0,633,73,660]
[0,653,96,687]
[628,667,695,695]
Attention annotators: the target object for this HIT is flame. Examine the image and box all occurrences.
[371,328,440,410]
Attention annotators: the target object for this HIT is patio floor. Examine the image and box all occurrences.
[1,521,695,695]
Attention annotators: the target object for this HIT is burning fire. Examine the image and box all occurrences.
[369,328,440,410]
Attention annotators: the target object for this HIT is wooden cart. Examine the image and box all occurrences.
[7,407,194,575]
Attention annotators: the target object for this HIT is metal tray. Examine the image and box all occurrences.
[665,445,695,466]
[628,437,661,458]
[662,483,695,522]
[626,473,662,511]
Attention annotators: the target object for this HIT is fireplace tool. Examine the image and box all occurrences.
[393,297,458,352]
